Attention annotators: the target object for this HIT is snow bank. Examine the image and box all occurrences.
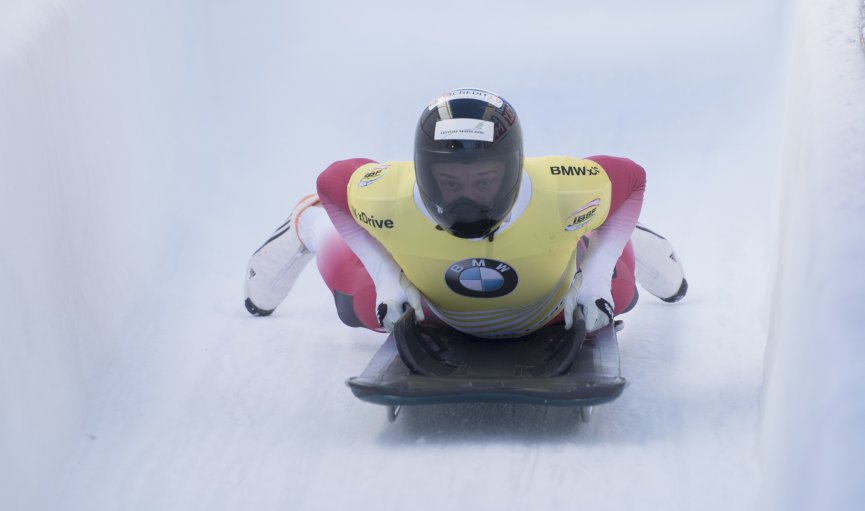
[760,0,865,509]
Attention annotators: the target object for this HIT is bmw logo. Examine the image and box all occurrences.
[445,258,518,298]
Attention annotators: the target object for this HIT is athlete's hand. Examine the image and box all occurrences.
[376,274,424,332]
[563,275,614,333]
[577,297,614,333]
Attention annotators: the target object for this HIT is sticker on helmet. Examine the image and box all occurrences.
[434,119,495,142]
[427,89,504,110]
[445,258,518,298]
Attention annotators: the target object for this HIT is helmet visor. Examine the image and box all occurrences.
[429,160,507,209]
[416,149,522,238]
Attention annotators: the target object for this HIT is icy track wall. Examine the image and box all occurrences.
[761,0,865,510]
[0,3,196,509]
[862,0,865,50]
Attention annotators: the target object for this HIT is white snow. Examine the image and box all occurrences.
[0,0,862,510]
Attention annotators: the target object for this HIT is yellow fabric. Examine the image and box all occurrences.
[347,157,612,338]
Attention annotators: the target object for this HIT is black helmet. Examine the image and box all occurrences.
[414,88,524,239]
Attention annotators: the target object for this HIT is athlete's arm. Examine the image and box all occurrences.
[577,156,646,304]
[316,159,422,328]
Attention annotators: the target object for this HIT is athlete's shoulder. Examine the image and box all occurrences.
[348,161,415,198]
[347,161,431,242]
[347,161,416,233]
[583,155,647,192]
[584,155,644,172]
[522,156,612,234]
[525,155,609,190]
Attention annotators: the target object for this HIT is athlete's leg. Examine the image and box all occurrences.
[315,234,383,331]
[315,158,384,331]
[630,223,688,303]
[244,194,323,316]
[611,240,638,315]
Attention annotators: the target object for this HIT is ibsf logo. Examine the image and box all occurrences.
[358,165,388,187]
[565,199,601,231]
[445,258,518,298]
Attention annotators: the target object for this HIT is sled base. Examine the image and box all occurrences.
[347,322,626,409]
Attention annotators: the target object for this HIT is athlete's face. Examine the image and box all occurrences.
[430,161,506,208]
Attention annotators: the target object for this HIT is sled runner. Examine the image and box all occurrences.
[346,306,627,422]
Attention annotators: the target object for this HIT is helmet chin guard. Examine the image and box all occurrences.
[414,88,524,239]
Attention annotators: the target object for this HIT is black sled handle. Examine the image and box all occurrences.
[393,304,446,375]
[393,305,587,378]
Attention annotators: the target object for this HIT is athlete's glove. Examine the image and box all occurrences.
[376,273,424,332]
[563,274,615,333]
